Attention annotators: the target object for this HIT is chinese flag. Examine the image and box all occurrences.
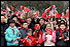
[36,11,39,16]
[14,11,18,15]
[24,7,31,12]
[11,6,14,11]
[3,9,6,13]
[56,13,61,18]
[66,11,69,18]
[20,6,24,10]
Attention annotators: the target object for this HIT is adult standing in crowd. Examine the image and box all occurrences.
[1,14,9,46]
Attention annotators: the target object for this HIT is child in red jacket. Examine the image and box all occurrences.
[33,24,43,46]
[18,29,37,46]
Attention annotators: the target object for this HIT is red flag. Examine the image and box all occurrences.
[41,12,47,20]
[11,6,14,11]
[3,9,6,13]
[24,7,31,12]
[14,11,18,15]
[20,12,23,14]
[38,34,43,44]
[51,5,55,8]
[36,11,39,16]
[56,13,61,18]
[34,24,40,30]
[20,6,24,10]
[66,10,69,18]
[48,15,52,19]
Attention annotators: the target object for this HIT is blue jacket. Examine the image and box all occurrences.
[19,28,27,45]
[20,29,27,39]
[5,26,20,46]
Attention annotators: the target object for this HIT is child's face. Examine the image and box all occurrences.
[23,23,28,29]
[60,24,65,30]
[27,31,32,36]
[10,23,15,27]
[13,17,17,23]
[46,24,51,30]
[39,19,45,25]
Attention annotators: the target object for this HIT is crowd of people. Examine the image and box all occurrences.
[1,5,69,46]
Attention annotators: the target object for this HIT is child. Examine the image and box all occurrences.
[19,21,28,46]
[44,35,55,46]
[39,18,46,32]
[18,29,37,46]
[42,23,56,46]
[43,23,53,35]
[33,24,43,46]
[5,20,21,46]
[56,23,67,46]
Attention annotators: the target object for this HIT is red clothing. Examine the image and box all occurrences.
[18,36,36,46]
[60,29,65,35]
[34,31,43,44]
[12,29,15,35]
[60,29,66,39]
[45,29,53,35]
[22,28,28,33]
[55,29,59,33]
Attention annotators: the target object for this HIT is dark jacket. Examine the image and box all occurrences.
[20,28,27,39]
[1,22,9,46]
[31,18,39,25]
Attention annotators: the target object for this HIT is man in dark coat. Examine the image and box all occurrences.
[31,12,39,25]
[56,23,67,46]
[1,14,9,46]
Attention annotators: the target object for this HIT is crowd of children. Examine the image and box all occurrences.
[1,5,69,46]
